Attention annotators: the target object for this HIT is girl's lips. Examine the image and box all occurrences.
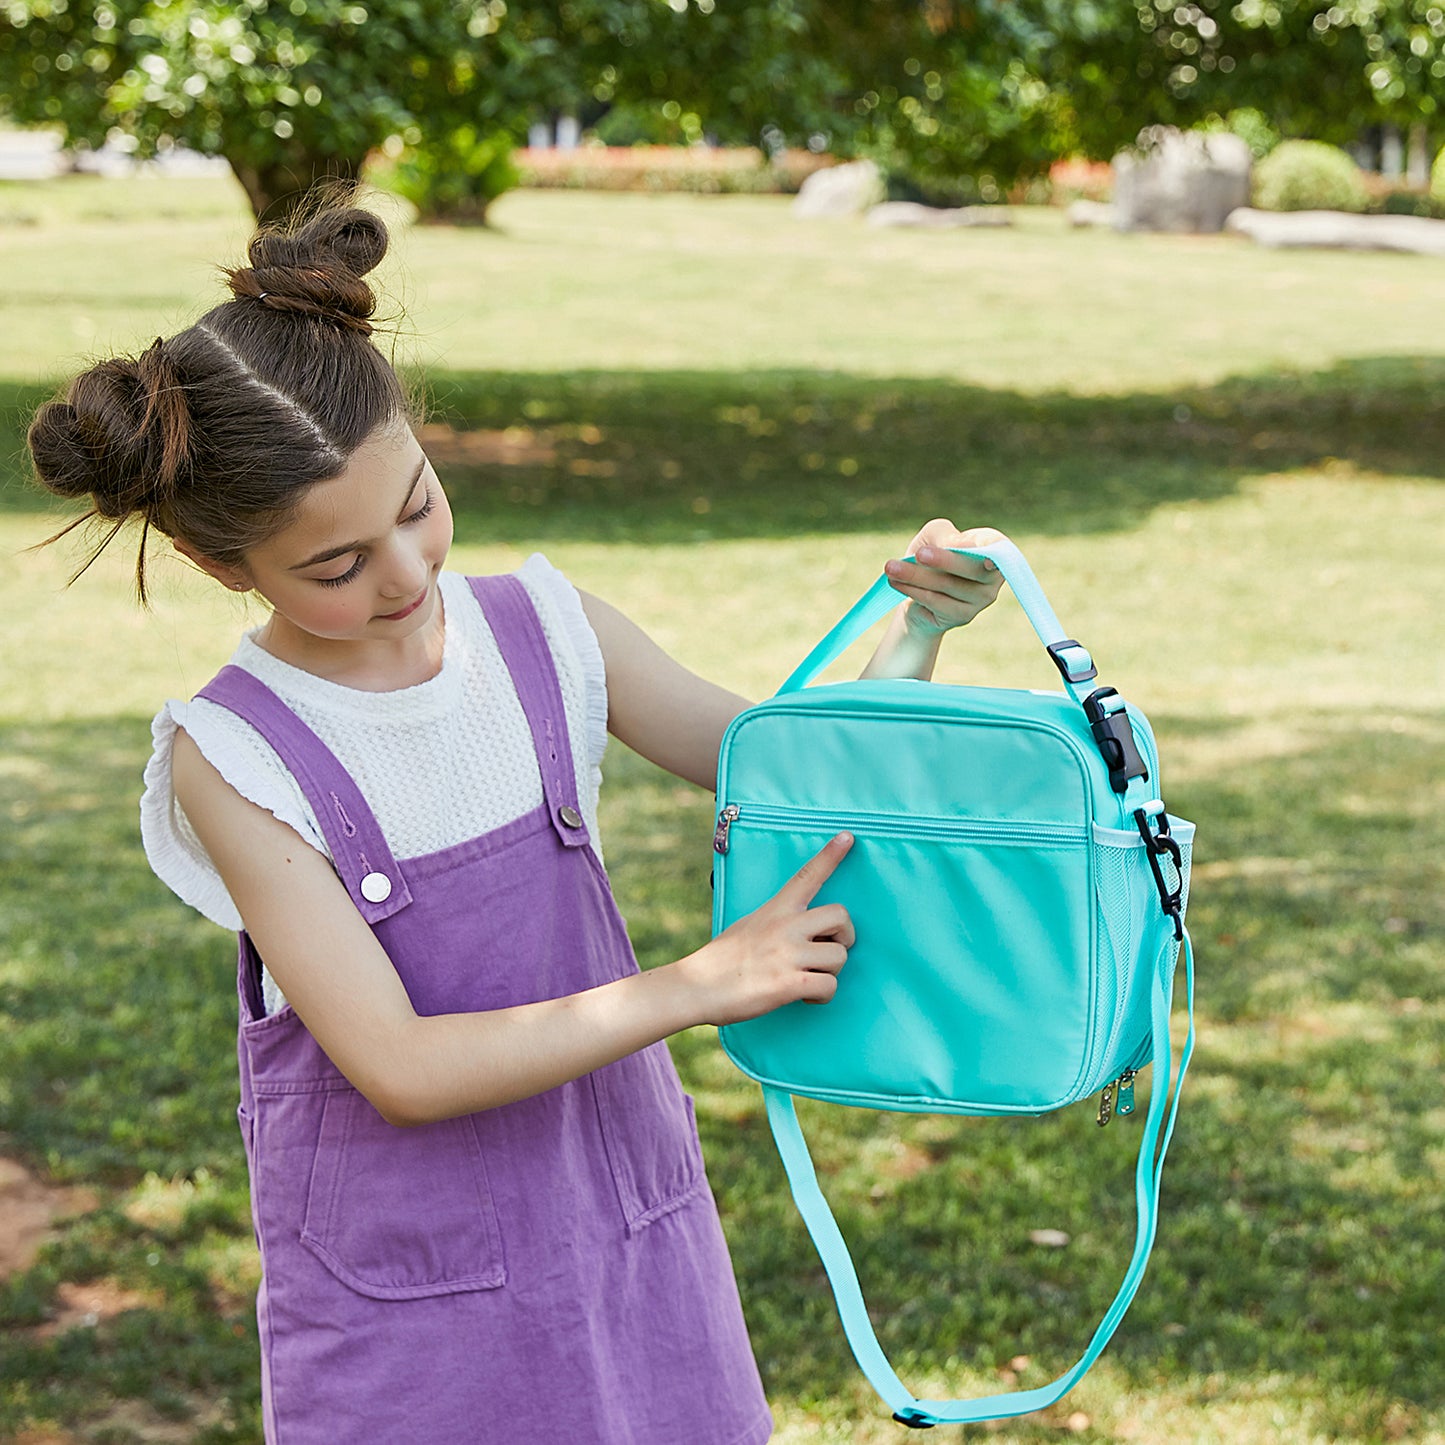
[376,587,427,622]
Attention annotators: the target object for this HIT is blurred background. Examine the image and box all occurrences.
[0,4,1442,1442]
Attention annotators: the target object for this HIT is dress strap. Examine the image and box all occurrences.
[468,574,592,851]
[194,666,415,924]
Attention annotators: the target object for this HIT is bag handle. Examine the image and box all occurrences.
[777,538,1098,704]
[762,925,1196,1428]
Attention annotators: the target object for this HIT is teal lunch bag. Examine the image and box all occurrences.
[712,539,1196,1429]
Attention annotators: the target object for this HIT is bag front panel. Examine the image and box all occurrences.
[716,806,1100,1115]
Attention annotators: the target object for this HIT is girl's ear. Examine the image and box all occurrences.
[173,538,252,592]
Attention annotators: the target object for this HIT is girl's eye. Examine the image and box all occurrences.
[403,488,435,525]
[316,556,364,589]
[311,486,433,588]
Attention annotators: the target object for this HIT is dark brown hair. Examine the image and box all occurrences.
[28,203,412,602]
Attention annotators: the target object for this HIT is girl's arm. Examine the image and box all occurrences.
[580,590,750,790]
[581,521,1007,787]
[172,728,853,1128]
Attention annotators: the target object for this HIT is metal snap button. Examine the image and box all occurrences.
[360,871,393,903]
[559,805,584,829]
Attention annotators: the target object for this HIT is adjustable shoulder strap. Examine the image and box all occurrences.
[195,665,414,926]
[764,926,1196,1428]
[466,574,593,851]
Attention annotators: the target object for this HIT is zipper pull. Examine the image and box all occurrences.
[1097,1080,1116,1127]
[713,804,740,855]
[1116,1069,1137,1117]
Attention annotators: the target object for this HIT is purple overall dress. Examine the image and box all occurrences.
[196,574,772,1445]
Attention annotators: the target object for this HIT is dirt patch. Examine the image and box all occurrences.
[0,1155,98,1278]
[27,1279,155,1340]
[415,422,557,467]
[13,1397,226,1445]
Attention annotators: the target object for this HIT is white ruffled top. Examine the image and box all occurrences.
[140,557,609,1016]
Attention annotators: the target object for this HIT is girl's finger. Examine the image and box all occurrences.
[805,942,849,975]
[886,580,987,624]
[914,545,998,582]
[807,903,855,949]
[800,973,839,1006]
[885,557,996,597]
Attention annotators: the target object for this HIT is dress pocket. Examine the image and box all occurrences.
[299,1089,507,1299]
[591,1042,705,1232]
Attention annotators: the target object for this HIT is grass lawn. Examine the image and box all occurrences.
[0,175,1442,1444]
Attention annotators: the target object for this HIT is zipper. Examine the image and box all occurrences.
[1097,1067,1138,1127]
[713,802,1085,854]
[713,804,741,855]
[1115,1067,1137,1117]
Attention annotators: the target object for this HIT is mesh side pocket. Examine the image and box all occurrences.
[1091,830,1154,1079]
[1173,822,1195,921]
[1090,816,1195,1082]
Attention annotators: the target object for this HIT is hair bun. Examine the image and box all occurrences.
[28,342,190,520]
[230,206,388,333]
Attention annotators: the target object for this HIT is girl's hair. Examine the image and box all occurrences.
[28,203,412,602]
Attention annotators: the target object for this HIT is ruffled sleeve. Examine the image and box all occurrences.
[140,696,329,932]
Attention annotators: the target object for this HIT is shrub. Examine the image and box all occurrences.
[512,145,835,195]
[1048,157,1112,204]
[1433,146,1445,210]
[881,164,1005,208]
[374,126,518,226]
[1253,140,1369,214]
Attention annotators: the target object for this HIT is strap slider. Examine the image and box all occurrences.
[892,1408,936,1428]
[1084,688,1150,794]
[1046,638,1097,684]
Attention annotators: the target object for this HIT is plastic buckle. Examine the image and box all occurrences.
[892,1408,936,1429]
[1134,806,1185,940]
[1046,638,1098,685]
[1084,687,1150,794]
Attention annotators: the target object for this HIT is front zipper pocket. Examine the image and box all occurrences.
[715,802,1103,1115]
[714,802,1085,855]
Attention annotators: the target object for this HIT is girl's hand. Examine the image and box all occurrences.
[680,833,855,1026]
[884,520,1008,637]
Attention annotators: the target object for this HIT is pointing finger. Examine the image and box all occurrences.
[775,832,853,909]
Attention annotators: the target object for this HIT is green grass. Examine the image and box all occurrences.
[0,176,1442,1444]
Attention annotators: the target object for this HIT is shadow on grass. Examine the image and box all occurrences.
[1,700,1440,1438]
[0,716,261,1441]
[4,356,1444,546]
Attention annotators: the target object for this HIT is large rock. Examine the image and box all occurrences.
[792,159,884,219]
[1225,207,1445,256]
[1112,128,1252,233]
[864,201,1013,229]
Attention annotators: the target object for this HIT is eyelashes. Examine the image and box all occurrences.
[315,487,436,589]
[406,489,436,527]
[315,558,364,589]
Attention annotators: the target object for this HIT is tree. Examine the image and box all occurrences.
[3,0,1437,220]
[1032,0,1444,160]
[0,0,680,218]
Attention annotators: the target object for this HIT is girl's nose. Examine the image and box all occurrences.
[378,537,430,599]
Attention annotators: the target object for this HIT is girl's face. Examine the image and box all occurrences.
[206,423,453,648]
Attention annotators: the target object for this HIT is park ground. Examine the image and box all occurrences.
[0,177,1442,1443]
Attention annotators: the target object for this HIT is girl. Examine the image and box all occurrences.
[29,204,1004,1444]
